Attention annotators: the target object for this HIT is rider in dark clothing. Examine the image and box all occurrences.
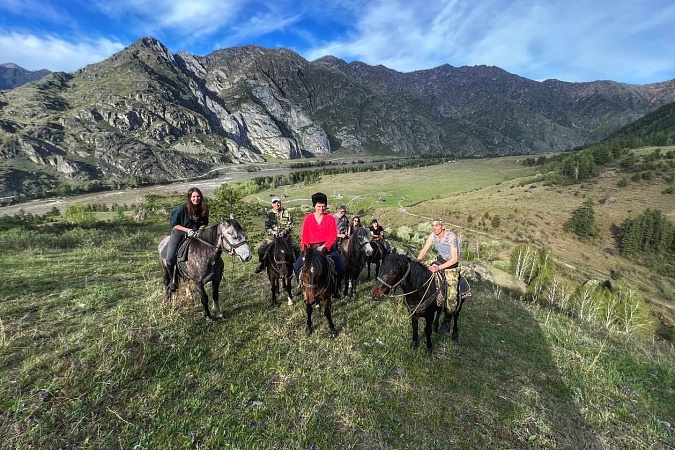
[165,187,209,291]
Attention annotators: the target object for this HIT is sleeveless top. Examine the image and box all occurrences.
[432,231,459,262]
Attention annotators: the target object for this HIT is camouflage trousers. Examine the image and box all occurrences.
[435,268,459,313]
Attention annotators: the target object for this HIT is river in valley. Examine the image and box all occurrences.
[0,166,300,216]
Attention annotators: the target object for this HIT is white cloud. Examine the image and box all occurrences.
[302,0,675,83]
[0,32,124,72]
[95,0,245,37]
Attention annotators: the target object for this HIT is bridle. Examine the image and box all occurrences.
[375,261,438,316]
[375,262,411,293]
[193,223,248,258]
[300,260,330,302]
[268,242,294,279]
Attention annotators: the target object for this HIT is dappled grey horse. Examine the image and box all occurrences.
[158,215,251,320]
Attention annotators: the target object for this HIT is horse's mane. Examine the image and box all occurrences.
[347,226,369,253]
[303,248,330,279]
[227,218,243,234]
[196,218,243,245]
[200,223,219,243]
[383,253,432,288]
[271,236,293,256]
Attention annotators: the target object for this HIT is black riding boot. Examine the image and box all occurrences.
[332,274,342,299]
[439,312,452,334]
[254,261,264,273]
[166,264,178,292]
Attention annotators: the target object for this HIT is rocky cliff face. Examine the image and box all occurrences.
[1,36,674,197]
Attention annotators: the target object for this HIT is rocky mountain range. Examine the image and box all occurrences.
[1,36,674,198]
[0,63,51,90]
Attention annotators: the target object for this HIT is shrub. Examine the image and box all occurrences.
[62,205,96,227]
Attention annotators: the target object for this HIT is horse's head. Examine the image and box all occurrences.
[351,226,373,256]
[218,215,252,262]
[269,236,294,278]
[300,248,330,305]
[371,253,409,300]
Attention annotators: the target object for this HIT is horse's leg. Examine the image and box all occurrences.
[195,281,211,320]
[210,264,224,320]
[451,299,466,341]
[269,276,278,308]
[433,307,440,333]
[410,316,420,350]
[323,298,337,338]
[305,303,313,335]
[284,276,294,306]
[424,312,434,356]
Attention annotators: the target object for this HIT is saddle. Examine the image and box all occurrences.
[433,267,471,311]
[176,237,192,263]
[160,236,194,279]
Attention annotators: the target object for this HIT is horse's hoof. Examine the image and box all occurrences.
[330,329,338,338]
[305,326,313,336]
[410,341,419,350]
[213,313,224,321]
[425,348,432,356]
[452,334,459,341]
[287,298,294,306]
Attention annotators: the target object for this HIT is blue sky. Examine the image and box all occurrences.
[1,0,673,85]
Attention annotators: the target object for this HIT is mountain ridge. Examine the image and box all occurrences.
[1,36,674,198]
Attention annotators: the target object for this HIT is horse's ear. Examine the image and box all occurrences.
[220,216,227,224]
[229,213,235,220]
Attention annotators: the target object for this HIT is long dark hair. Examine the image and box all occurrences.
[186,187,209,221]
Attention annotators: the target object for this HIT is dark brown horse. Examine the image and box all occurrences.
[264,236,296,307]
[371,253,442,355]
[338,226,373,297]
[158,216,252,320]
[365,239,390,280]
[299,248,337,338]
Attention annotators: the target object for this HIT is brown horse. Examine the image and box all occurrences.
[158,216,251,320]
[338,226,373,297]
[264,236,296,307]
[299,248,337,338]
[371,253,442,355]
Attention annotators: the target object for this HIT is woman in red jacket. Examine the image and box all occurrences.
[293,192,345,297]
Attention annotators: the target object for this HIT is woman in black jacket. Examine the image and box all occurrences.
[165,187,209,291]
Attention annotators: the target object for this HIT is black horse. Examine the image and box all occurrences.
[365,239,390,280]
[158,216,252,320]
[370,253,442,355]
[299,248,337,338]
[264,236,296,307]
[338,226,373,297]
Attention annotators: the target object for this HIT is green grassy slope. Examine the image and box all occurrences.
[0,202,673,449]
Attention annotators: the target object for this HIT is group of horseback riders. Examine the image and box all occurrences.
[164,188,465,334]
